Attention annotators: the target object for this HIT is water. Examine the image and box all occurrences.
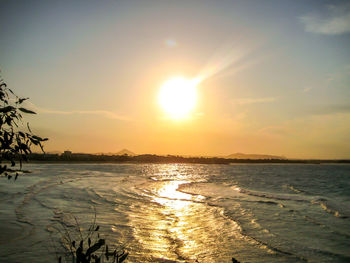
[0,163,349,262]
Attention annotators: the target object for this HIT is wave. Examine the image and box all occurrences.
[178,180,350,261]
[218,206,309,262]
[237,187,310,202]
[178,182,309,261]
[282,184,306,194]
[2,163,350,263]
[311,199,349,219]
[166,180,350,227]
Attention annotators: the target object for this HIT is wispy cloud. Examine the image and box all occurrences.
[302,86,313,93]
[309,104,350,116]
[300,3,350,35]
[26,102,130,121]
[233,97,276,105]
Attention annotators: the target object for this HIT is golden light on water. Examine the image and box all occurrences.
[127,170,251,262]
[158,77,199,119]
[153,180,193,210]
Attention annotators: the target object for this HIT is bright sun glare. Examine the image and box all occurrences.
[158,77,198,119]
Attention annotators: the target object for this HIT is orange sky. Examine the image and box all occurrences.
[1,1,350,159]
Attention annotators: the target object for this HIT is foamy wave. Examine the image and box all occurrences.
[234,186,310,202]
[312,199,349,219]
[282,184,305,194]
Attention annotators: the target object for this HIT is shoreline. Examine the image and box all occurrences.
[22,153,350,165]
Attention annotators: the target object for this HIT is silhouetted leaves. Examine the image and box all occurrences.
[86,239,105,256]
[0,76,47,179]
[56,217,127,263]
[0,106,15,113]
[17,97,29,104]
[18,107,36,114]
[118,251,128,263]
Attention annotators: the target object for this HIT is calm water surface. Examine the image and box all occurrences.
[0,163,349,262]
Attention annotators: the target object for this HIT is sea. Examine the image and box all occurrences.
[0,163,349,262]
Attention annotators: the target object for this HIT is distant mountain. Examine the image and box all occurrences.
[115,149,136,156]
[226,153,286,160]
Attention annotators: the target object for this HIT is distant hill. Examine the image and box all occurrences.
[226,153,286,160]
[115,149,136,156]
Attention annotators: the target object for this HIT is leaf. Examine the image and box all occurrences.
[0,106,15,113]
[7,88,15,95]
[6,116,12,125]
[76,246,85,262]
[31,135,48,141]
[118,252,128,263]
[17,97,29,104]
[86,239,105,256]
[27,122,32,132]
[19,108,36,114]
[105,245,109,260]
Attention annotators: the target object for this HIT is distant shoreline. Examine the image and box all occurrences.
[26,153,350,165]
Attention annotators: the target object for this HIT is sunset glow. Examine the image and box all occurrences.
[158,77,198,119]
[1,0,349,158]
[1,1,350,262]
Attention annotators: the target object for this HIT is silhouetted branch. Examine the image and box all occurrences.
[0,74,48,179]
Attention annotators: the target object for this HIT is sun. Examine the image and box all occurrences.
[158,77,198,119]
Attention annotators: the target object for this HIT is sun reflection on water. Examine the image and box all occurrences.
[128,166,247,262]
[129,179,209,261]
[153,180,196,210]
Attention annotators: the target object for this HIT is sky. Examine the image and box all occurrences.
[1,0,350,159]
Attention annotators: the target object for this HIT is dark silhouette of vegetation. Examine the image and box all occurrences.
[28,152,350,164]
[0,75,47,179]
[52,212,128,263]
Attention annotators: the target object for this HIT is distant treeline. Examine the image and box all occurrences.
[26,153,350,164]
